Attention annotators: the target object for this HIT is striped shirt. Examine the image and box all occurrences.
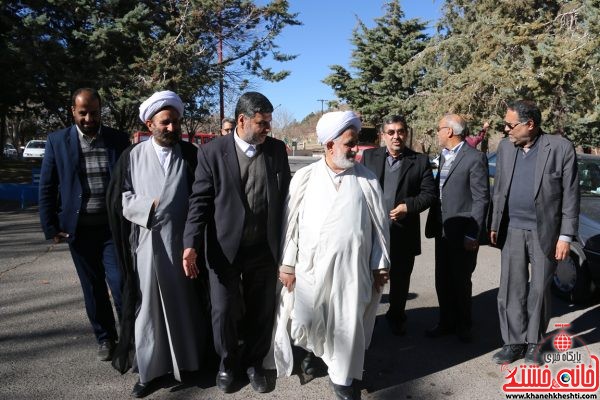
[77,127,110,215]
[438,141,464,199]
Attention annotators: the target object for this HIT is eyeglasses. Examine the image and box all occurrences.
[436,126,450,132]
[385,129,407,136]
[504,121,526,130]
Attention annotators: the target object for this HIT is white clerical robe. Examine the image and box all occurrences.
[272,159,390,386]
[122,140,203,384]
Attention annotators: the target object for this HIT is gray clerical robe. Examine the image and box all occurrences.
[122,140,202,384]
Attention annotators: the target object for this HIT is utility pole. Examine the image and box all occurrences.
[317,99,328,114]
[218,24,224,122]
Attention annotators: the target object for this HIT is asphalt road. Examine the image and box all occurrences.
[1,208,599,400]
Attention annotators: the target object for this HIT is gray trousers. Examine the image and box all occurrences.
[497,228,557,345]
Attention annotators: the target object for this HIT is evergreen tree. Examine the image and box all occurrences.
[2,0,299,136]
[323,0,429,126]
[407,0,600,147]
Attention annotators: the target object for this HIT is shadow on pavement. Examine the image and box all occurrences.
[363,287,500,396]
[548,297,600,347]
[365,288,600,399]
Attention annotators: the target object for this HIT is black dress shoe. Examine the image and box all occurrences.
[385,313,406,336]
[216,370,235,393]
[301,352,317,375]
[425,325,453,338]
[492,344,527,364]
[329,378,355,400]
[97,339,115,361]
[524,343,544,365]
[131,380,154,398]
[246,366,268,393]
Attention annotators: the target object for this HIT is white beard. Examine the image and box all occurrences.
[332,150,356,170]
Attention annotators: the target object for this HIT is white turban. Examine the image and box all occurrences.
[139,90,184,122]
[316,111,361,144]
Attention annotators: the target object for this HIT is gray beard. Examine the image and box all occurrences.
[332,151,356,170]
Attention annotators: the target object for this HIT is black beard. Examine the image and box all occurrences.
[78,123,99,136]
[153,130,180,147]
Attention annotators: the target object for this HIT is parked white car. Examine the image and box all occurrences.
[22,140,46,159]
[3,143,18,159]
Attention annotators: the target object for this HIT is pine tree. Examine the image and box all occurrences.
[323,0,429,126]
[2,0,300,135]
[407,0,600,147]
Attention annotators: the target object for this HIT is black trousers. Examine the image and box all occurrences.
[387,246,416,323]
[207,244,277,372]
[434,236,478,332]
[68,224,122,343]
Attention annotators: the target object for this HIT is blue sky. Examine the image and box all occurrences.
[250,1,442,121]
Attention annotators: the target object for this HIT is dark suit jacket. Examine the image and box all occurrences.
[39,125,130,242]
[362,146,436,255]
[490,133,579,255]
[425,142,490,245]
[183,134,291,266]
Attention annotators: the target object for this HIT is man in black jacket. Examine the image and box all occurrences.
[362,115,436,335]
[182,92,291,393]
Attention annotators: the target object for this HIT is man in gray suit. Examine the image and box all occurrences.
[490,100,579,365]
[425,114,489,343]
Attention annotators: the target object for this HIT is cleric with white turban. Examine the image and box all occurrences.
[273,110,389,398]
[110,88,206,397]
[316,110,362,144]
[139,90,185,122]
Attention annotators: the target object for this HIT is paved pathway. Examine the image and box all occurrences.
[1,208,598,399]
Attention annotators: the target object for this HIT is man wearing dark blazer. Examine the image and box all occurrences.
[362,115,436,336]
[182,92,291,393]
[425,114,489,343]
[38,88,129,360]
[490,100,579,365]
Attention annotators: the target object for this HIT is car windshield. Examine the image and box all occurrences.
[578,157,600,197]
[27,142,45,149]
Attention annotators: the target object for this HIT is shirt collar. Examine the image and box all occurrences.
[151,136,172,153]
[233,129,255,153]
[386,150,404,160]
[442,140,464,157]
[324,159,354,179]
[76,125,102,143]
[520,134,540,153]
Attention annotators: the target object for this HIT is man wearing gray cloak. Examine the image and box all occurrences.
[108,91,206,398]
[274,111,390,400]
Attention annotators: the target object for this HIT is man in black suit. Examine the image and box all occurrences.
[425,114,489,342]
[182,92,291,393]
[362,115,436,336]
[39,88,129,360]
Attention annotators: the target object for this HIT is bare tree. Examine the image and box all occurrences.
[271,106,297,140]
